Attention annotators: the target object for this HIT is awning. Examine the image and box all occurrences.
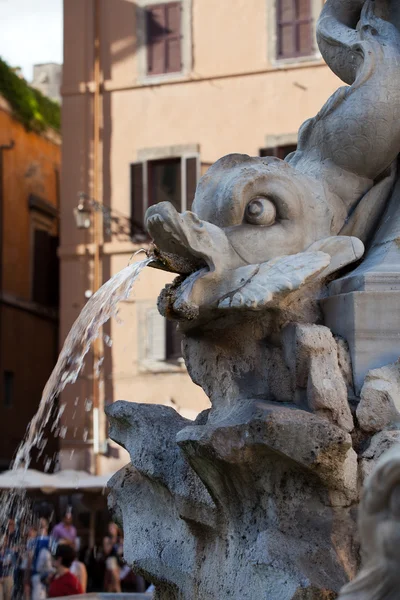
[0,468,113,493]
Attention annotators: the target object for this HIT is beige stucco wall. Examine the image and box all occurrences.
[61,0,342,474]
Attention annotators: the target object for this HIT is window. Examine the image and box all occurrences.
[29,194,59,308]
[130,155,199,235]
[276,0,313,59]
[140,307,183,366]
[32,229,59,307]
[146,2,182,75]
[260,144,297,160]
[3,371,14,408]
[166,320,182,361]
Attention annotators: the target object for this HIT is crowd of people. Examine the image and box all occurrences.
[0,513,149,599]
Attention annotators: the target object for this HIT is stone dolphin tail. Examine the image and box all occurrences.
[338,445,400,600]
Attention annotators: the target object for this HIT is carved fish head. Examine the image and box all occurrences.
[145,154,362,321]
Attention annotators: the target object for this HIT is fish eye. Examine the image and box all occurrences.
[245,196,276,226]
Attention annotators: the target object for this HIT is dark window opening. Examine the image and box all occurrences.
[32,229,59,307]
[260,144,297,160]
[276,0,313,59]
[166,320,182,361]
[146,2,182,75]
[130,156,198,235]
[3,371,14,408]
[148,158,181,211]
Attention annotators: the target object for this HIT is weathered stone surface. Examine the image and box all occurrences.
[108,400,358,600]
[338,444,400,600]
[283,324,354,432]
[359,429,400,482]
[357,361,400,433]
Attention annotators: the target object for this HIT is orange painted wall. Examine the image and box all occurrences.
[0,101,61,465]
[0,105,61,299]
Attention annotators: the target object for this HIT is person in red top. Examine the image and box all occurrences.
[48,544,83,598]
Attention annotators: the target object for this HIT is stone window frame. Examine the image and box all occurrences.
[136,0,193,85]
[137,301,186,373]
[267,0,323,66]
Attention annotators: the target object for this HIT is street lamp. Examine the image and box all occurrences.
[73,203,91,230]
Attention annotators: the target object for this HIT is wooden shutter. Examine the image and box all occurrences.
[146,2,182,75]
[277,0,312,59]
[48,235,59,307]
[32,229,51,305]
[184,157,198,211]
[130,162,145,235]
[260,144,297,159]
[259,148,276,158]
[276,144,297,160]
[146,5,166,75]
[165,3,182,73]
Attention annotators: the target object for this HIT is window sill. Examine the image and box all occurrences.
[139,359,186,373]
[271,52,323,69]
[137,70,188,86]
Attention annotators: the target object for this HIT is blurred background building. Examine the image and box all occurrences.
[59,0,342,475]
[0,60,61,468]
[32,63,63,103]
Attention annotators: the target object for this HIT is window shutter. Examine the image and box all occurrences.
[185,157,198,211]
[297,0,311,19]
[32,229,51,305]
[130,162,145,234]
[165,2,182,73]
[49,235,59,308]
[146,2,182,75]
[277,0,313,59]
[276,144,297,160]
[146,308,166,362]
[259,148,276,158]
[146,5,167,75]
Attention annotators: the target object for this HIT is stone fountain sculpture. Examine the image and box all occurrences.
[107,0,400,597]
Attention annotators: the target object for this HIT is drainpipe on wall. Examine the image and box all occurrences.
[92,0,104,476]
[0,141,14,415]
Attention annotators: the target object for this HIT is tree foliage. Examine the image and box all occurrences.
[0,57,61,132]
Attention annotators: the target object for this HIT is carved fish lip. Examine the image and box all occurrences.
[145,202,217,275]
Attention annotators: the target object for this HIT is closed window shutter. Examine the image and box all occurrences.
[49,235,59,307]
[130,162,144,234]
[146,2,182,75]
[276,144,297,160]
[147,5,166,75]
[32,229,51,305]
[185,157,198,211]
[277,0,313,58]
[298,0,312,55]
[260,148,276,158]
[260,144,297,159]
[165,3,182,73]
[146,308,166,362]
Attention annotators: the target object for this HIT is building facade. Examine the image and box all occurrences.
[32,63,63,104]
[0,95,61,468]
[61,0,342,474]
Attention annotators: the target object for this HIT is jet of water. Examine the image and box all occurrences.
[0,257,150,536]
[13,257,151,472]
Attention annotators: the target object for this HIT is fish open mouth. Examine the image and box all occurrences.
[145,202,216,276]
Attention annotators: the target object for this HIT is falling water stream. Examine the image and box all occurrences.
[0,257,151,530]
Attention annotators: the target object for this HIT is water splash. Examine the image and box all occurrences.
[0,258,150,527]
